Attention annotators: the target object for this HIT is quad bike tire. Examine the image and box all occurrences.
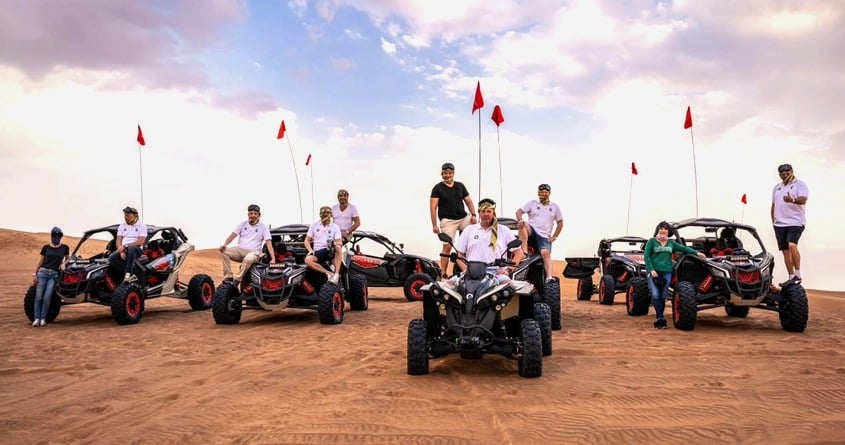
[403,272,432,302]
[518,319,543,378]
[211,283,242,325]
[407,319,429,375]
[778,285,808,333]
[111,282,146,325]
[347,274,369,311]
[671,281,698,331]
[599,274,616,305]
[187,274,215,311]
[725,305,750,318]
[317,283,344,324]
[625,277,650,316]
[23,285,62,323]
[543,277,561,330]
[576,276,593,301]
[534,302,552,357]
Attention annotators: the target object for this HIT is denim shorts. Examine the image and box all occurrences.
[528,226,552,252]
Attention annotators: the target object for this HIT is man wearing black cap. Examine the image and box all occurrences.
[771,163,809,285]
[219,204,276,286]
[516,184,564,283]
[109,206,148,283]
[430,162,477,278]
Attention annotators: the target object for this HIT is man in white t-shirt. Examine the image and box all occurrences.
[219,204,275,286]
[516,183,564,283]
[109,206,148,283]
[771,163,809,286]
[331,189,360,242]
[305,206,343,285]
[454,198,524,278]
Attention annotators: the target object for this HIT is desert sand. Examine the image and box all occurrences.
[1,228,843,445]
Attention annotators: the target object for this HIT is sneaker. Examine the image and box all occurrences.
[545,276,555,284]
[328,273,339,285]
[232,278,240,287]
[791,276,802,285]
[653,319,667,329]
[124,273,137,283]
[779,276,801,287]
[32,319,39,327]
[39,319,47,327]
[222,277,233,283]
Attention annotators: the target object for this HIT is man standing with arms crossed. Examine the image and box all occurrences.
[430,162,477,279]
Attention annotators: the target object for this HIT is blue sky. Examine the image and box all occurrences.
[1,1,843,290]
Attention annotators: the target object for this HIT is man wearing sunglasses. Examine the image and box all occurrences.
[516,183,564,284]
[771,163,809,286]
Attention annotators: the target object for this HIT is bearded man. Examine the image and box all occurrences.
[516,183,564,283]
[305,206,343,284]
[108,206,148,283]
[771,163,809,286]
[219,204,275,286]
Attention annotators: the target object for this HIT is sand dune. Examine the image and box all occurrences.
[1,228,843,444]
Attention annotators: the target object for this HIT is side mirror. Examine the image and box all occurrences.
[507,239,522,249]
[438,233,453,244]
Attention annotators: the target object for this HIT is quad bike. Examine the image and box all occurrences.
[499,217,562,330]
[664,218,808,332]
[211,224,368,325]
[563,236,650,315]
[345,230,441,301]
[406,233,549,378]
[24,225,214,325]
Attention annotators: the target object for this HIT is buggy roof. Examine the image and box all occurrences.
[269,224,310,235]
[602,236,647,244]
[82,224,166,236]
[668,217,758,233]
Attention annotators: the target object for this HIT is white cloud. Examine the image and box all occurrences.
[380,37,397,55]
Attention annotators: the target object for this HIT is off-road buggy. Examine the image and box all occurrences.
[563,236,651,315]
[211,224,368,325]
[345,230,441,301]
[24,225,214,325]
[407,233,550,378]
[499,217,562,330]
[664,218,808,332]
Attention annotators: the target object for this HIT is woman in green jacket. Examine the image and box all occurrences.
[644,221,706,329]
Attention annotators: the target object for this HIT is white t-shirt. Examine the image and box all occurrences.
[455,223,517,264]
[331,203,359,233]
[117,221,148,247]
[232,220,271,252]
[772,179,809,226]
[519,200,563,238]
[308,221,341,251]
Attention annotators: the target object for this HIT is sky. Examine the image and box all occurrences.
[1,0,843,290]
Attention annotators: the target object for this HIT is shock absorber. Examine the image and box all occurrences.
[618,270,629,283]
[301,280,315,294]
[105,274,117,291]
[698,274,714,292]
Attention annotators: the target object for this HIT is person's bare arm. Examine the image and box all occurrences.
[430,198,440,233]
[219,233,236,252]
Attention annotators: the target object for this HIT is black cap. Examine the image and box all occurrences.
[778,163,793,173]
[538,183,551,191]
[248,204,261,212]
[51,226,63,235]
[122,206,138,215]
[441,162,455,171]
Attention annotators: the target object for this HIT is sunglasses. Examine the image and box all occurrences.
[778,164,792,173]
[538,185,551,191]
[338,194,348,197]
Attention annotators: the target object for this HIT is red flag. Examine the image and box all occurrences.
[472,81,484,114]
[631,162,638,175]
[741,193,747,204]
[491,105,504,126]
[136,124,145,146]
[305,154,311,166]
[277,120,286,139]
[684,106,693,129]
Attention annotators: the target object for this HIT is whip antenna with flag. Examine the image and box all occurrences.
[278,120,304,224]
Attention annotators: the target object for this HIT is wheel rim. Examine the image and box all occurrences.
[333,291,343,319]
[672,292,680,322]
[626,287,634,310]
[201,283,213,304]
[599,281,606,299]
[410,279,426,301]
[577,280,583,296]
[126,291,142,317]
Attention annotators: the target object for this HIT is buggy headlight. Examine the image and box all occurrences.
[431,287,441,297]
[709,267,728,279]
[761,265,772,280]
[501,288,512,299]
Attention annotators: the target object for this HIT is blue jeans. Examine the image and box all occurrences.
[528,226,552,253]
[35,268,59,320]
[647,271,673,321]
[109,246,143,275]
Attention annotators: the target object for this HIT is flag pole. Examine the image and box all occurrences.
[477,111,482,202]
[626,173,633,235]
[309,159,315,221]
[138,144,144,219]
[286,136,304,224]
[690,128,699,218]
[496,126,503,209]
